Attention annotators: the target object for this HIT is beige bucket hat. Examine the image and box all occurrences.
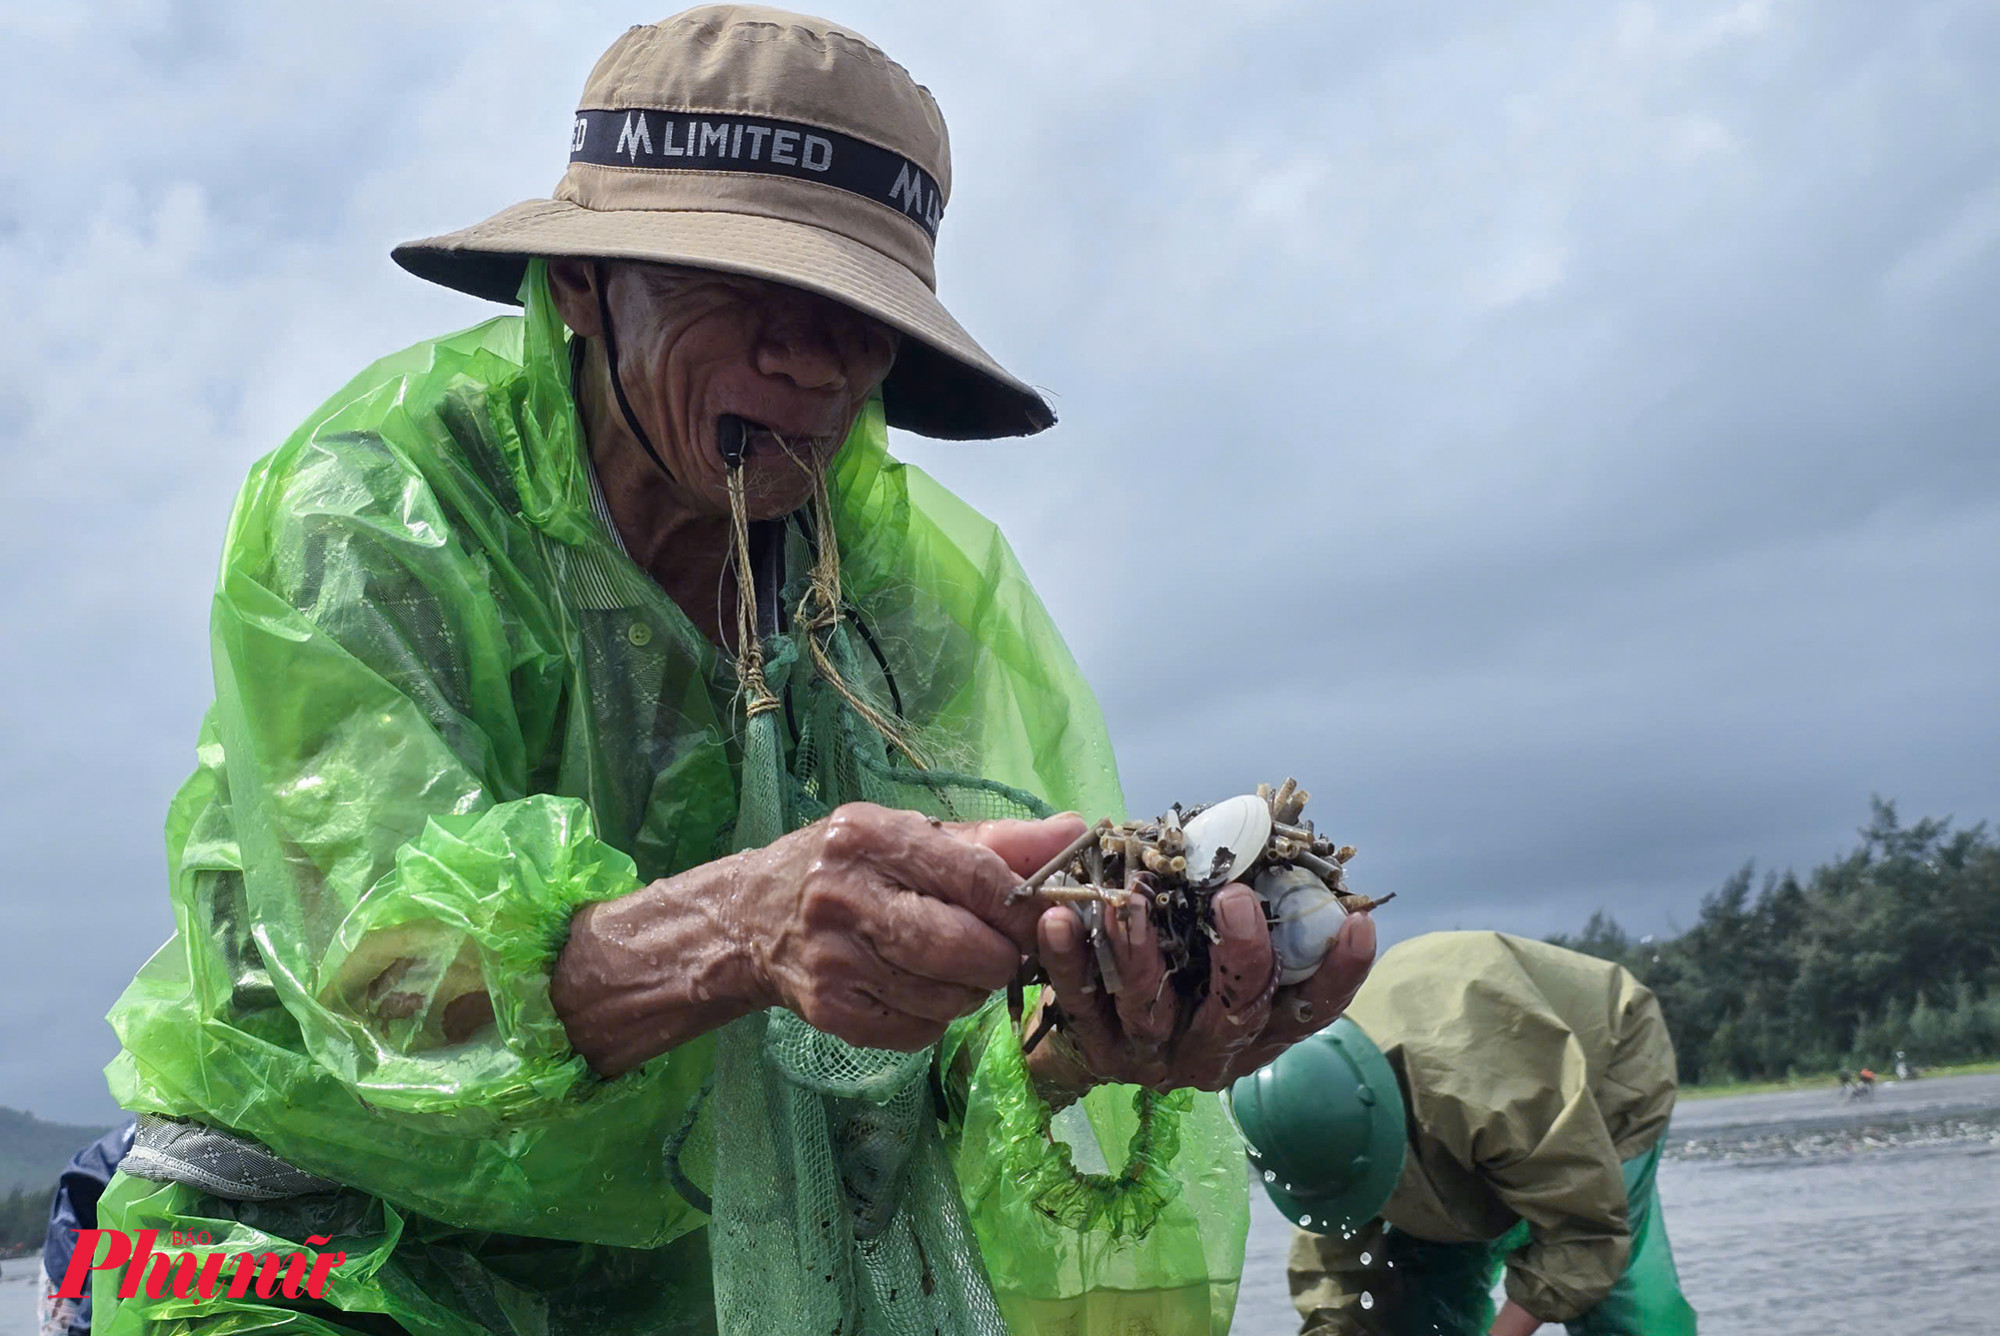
[393,5,1053,440]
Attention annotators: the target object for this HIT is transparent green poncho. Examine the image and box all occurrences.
[98,265,1248,1336]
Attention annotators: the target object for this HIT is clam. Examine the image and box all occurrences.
[1253,865,1348,985]
[1006,778,1391,1050]
[1181,794,1273,887]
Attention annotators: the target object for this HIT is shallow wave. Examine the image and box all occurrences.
[1670,1108,2000,1161]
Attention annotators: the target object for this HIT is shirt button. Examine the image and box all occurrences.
[626,621,653,647]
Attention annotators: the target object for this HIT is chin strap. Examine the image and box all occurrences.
[594,261,675,481]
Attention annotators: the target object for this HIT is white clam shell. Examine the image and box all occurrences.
[1181,794,1273,887]
[1253,865,1349,985]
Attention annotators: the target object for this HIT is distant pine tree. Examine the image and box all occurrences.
[1,1183,56,1256]
[1550,800,2000,1084]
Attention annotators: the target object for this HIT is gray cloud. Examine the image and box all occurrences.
[4,0,1997,1120]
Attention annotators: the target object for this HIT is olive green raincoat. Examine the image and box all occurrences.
[1287,932,1695,1335]
[94,264,1248,1336]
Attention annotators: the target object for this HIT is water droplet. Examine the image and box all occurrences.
[1359,1251,1372,1265]
[1262,1169,1275,1183]
[1359,1292,1375,1310]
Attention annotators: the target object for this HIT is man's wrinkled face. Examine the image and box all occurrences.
[557,259,900,519]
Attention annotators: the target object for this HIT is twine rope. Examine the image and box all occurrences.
[725,462,783,719]
[723,439,925,767]
[800,467,928,770]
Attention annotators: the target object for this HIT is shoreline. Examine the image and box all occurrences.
[1679,1058,2000,1100]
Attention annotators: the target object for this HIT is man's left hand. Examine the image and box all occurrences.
[1028,884,1376,1097]
[1488,1300,1544,1336]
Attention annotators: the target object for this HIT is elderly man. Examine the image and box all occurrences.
[92,9,1373,1336]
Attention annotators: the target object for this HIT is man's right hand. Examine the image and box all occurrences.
[738,805,1073,1050]
[552,805,1083,1073]
[1488,1300,1544,1336]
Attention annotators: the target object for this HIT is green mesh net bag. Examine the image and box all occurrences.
[696,527,1016,1336]
[94,261,1248,1336]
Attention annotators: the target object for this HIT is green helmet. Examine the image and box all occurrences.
[1229,1017,1407,1235]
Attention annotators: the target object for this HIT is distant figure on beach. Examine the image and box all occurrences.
[1233,932,1698,1336]
[36,1121,135,1336]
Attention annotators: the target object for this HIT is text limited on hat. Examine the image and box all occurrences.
[571,109,945,239]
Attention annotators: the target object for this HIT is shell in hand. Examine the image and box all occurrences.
[1252,865,1349,985]
[1181,794,1273,887]
[1006,775,1387,1052]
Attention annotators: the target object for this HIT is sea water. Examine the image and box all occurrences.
[1235,1072,2000,1335]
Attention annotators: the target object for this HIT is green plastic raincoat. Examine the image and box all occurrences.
[95,264,1247,1336]
[1285,932,1697,1336]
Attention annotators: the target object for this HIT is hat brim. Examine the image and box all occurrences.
[392,200,1054,441]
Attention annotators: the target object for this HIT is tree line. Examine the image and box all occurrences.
[0,1185,51,1257]
[1548,800,2000,1085]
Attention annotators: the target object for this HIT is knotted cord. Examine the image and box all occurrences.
[799,466,928,769]
[721,430,923,772]
[724,458,784,720]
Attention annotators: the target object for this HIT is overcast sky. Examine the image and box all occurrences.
[5,0,1998,1123]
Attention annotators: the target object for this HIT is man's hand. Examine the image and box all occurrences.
[554,805,1081,1073]
[738,805,1071,1051]
[1488,1300,1544,1336]
[1028,882,1376,1095]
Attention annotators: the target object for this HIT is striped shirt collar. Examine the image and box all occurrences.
[584,453,633,559]
[566,453,641,611]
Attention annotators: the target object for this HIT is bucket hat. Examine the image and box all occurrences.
[393,5,1052,440]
